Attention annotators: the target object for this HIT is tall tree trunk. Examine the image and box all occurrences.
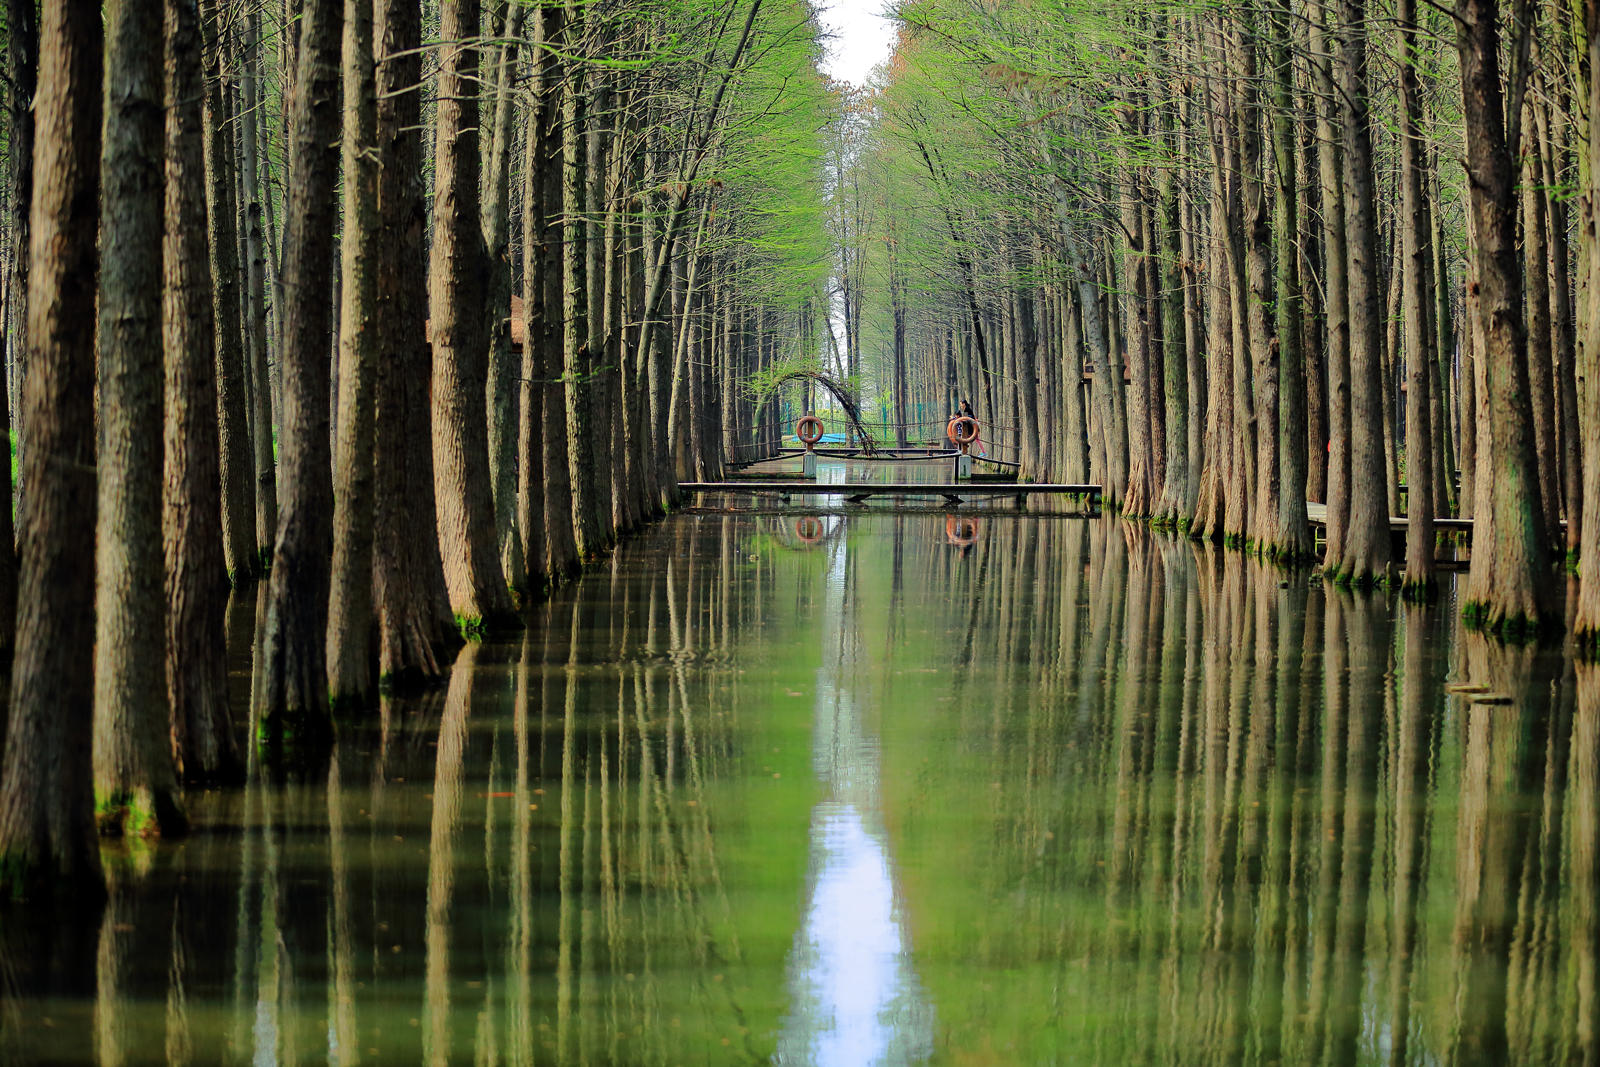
[1523,123,1560,548]
[163,0,242,788]
[430,0,515,633]
[540,4,580,578]
[95,0,186,839]
[372,0,452,688]
[1538,91,1580,556]
[1573,0,1600,647]
[327,0,379,708]
[1268,0,1311,559]
[1458,0,1555,633]
[0,0,33,669]
[1333,0,1393,583]
[1399,0,1437,596]
[241,5,277,559]
[199,0,259,582]
[562,1,601,559]
[0,0,104,901]
[1308,0,1353,566]
[1155,79,1190,527]
[259,0,342,749]
[483,0,526,592]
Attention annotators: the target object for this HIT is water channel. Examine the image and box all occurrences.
[2,460,1594,1064]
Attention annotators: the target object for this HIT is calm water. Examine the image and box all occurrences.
[2,465,1593,1065]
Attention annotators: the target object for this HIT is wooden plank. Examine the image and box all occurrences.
[1304,501,1474,533]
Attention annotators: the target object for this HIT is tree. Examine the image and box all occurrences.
[259,0,343,749]
[163,0,243,787]
[430,0,517,633]
[94,0,186,838]
[372,0,454,687]
[1457,0,1555,634]
[327,0,380,709]
[0,0,105,901]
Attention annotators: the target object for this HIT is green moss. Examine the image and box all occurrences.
[1399,577,1438,603]
[455,613,488,641]
[95,787,188,839]
[1461,598,1553,644]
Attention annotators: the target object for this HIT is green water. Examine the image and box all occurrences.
[2,487,1594,1064]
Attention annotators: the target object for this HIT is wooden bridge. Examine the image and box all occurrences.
[680,481,1101,505]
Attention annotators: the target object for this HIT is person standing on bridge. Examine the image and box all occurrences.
[954,399,986,458]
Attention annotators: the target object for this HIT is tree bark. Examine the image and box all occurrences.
[162,0,242,789]
[1399,0,1437,596]
[372,0,453,688]
[326,0,380,708]
[1458,0,1555,634]
[0,0,104,901]
[483,0,526,592]
[95,0,186,840]
[0,0,33,670]
[258,0,342,750]
[1332,0,1393,583]
[199,0,260,582]
[240,5,277,559]
[430,0,515,633]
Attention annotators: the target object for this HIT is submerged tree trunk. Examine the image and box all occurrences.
[259,0,343,750]
[0,0,105,901]
[430,0,516,634]
[1458,0,1554,634]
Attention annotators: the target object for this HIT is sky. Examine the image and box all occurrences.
[816,0,898,87]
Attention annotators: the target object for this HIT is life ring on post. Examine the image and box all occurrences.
[795,516,824,544]
[796,415,825,448]
[947,416,979,448]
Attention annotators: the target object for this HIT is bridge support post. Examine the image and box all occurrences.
[955,454,971,481]
[803,451,817,479]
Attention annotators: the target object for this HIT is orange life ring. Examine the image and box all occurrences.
[797,415,824,447]
[946,515,979,547]
[795,516,824,543]
[948,416,979,446]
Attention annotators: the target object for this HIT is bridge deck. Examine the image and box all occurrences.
[1304,501,1475,533]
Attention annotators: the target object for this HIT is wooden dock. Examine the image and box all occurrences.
[680,481,1101,504]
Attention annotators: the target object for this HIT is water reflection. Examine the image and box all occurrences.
[778,519,933,1064]
[4,509,1600,1064]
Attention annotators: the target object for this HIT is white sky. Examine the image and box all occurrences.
[817,0,897,87]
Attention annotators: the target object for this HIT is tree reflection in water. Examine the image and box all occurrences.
[3,512,1600,1064]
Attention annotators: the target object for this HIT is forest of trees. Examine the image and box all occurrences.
[834,0,1595,640]
[0,0,834,901]
[0,0,1599,904]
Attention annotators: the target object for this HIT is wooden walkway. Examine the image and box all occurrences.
[1304,501,1475,534]
[680,481,1101,504]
